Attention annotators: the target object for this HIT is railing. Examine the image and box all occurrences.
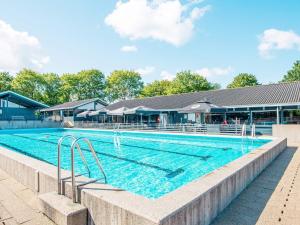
[113,124,121,148]
[57,135,106,203]
[241,124,247,137]
[70,137,106,203]
[74,122,272,135]
[220,124,243,135]
[251,124,256,137]
[57,135,91,195]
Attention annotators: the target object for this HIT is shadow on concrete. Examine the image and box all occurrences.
[211,146,297,225]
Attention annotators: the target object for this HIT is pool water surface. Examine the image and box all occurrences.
[0,128,270,199]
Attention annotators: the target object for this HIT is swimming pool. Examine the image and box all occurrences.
[0,128,270,199]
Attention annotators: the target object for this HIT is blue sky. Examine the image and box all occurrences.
[0,0,299,87]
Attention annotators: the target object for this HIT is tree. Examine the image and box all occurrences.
[60,69,106,102]
[76,69,106,100]
[282,60,300,82]
[105,70,144,102]
[42,73,62,105]
[167,70,217,94]
[227,73,259,88]
[211,83,221,90]
[0,72,13,92]
[60,73,79,102]
[140,80,172,97]
[12,69,45,102]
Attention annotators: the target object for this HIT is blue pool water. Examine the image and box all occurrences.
[0,128,270,199]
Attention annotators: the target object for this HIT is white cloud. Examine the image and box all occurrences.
[105,0,210,46]
[0,19,49,72]
[160,70,175,80]
[258,29,300,58]
[196,66,233,78]
[121,45,138,52]
[136,66,155,76]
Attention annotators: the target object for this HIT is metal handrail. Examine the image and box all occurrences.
[70,137,107,203]
[251,124,256,137]
[57,135,91,195]
[241,123,247,136]
[113,123,121,148]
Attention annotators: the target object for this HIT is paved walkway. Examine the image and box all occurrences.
[212,145,300,225]
[0,170,55,225]
[0,145,299,225]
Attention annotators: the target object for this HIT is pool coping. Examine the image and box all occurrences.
[0,130,286,225]
[66,127,275,140]
[0,127,275,140]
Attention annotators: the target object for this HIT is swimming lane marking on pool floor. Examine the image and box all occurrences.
[46,133,212,160]
[10,134,184,176]
[74,131,232,151]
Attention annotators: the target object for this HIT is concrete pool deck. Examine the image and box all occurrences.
[0,145,299,225]
[212,144,300,225]
[0,169,55,225]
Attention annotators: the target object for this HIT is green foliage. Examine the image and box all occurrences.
[167,70,217,94]
[105,70,144,101]
[12,69,45,102]
[76,69,106,100]
[60,73,78,102]
[227,73,259,88]
[0,72,13,92]
[42,73,62,105]
[282,60,300,82]
[3,63,298,106]
[10,70,62,105]
[210,83,221,90]
[60,69,106,102]
[141,80,172,97]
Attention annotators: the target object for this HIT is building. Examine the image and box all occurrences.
[0,91,48,121]
[103,81,300,125]
[40,98,107,123]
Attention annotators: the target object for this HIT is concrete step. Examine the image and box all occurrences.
[38,192,87,225]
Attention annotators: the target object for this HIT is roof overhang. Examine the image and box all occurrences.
[225,102,300,109]
[40,99,108,112]
[0,91,48,109]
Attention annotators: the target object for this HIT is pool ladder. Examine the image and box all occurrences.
[241,123,247,137]
[57,135,107,203]
[251,124,256,138]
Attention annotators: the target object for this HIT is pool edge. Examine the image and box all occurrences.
[0,136,287,225]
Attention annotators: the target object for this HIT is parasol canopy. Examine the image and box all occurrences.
[178,100,225,113]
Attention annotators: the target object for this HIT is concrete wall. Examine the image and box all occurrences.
[0,120,61,129]
[273,124,300,143]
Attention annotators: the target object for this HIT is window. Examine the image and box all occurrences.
[63,110,73,117]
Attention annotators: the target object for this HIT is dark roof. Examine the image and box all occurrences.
[106,82,300,111]
[40,98,107,112]
[0,91,48,109]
